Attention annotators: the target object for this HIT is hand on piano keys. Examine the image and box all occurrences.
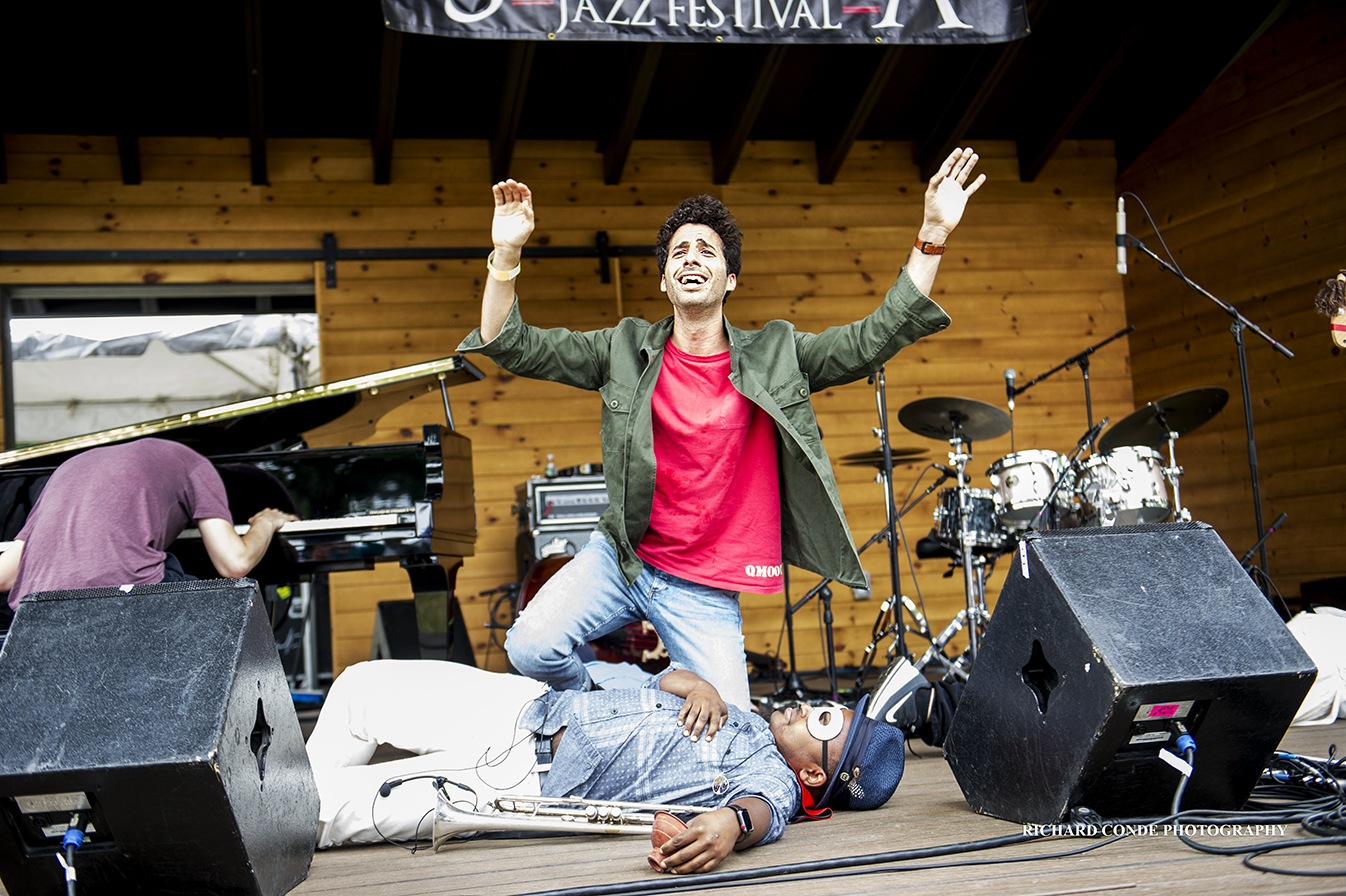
[176,505,437,572]
[250,507,300,533]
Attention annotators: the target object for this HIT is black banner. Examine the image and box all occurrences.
[382,0,1027,45]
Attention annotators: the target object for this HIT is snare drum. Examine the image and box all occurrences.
[985,450,1067,529]
[933,488,1008,553]
[1076,446,1172,527]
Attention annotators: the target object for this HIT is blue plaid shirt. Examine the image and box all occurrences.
[520,671,800,845]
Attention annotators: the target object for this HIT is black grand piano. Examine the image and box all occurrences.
[0,355,484,681]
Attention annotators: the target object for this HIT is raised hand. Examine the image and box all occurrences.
[492,179,535,253]
[921,147,985,242]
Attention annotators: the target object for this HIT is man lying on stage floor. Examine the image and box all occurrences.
[306,659,912,874]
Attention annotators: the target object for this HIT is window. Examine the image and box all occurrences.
[2,283,317,449]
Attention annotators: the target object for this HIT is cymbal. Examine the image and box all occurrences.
[1097,387,1230,453]
[897,396,1011,443]
[838,448,930,468]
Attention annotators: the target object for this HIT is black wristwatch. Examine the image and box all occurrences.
[729,804,753,843]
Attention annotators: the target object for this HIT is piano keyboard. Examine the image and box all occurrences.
[176,508,428,541]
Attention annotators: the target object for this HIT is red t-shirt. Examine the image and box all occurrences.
[636,342,784,593]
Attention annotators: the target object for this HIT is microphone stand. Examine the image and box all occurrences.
[1122,233,1293,585]
[854,469,952,690]
[1010,326,1134,452]
[1025,418,1107,531]
[770,367,914,705]
[871,369,906,662]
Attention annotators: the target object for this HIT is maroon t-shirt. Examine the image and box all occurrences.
[8,438,232,607]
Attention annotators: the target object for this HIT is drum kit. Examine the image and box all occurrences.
[849,376,1229,684]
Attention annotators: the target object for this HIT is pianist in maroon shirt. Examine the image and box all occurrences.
[0,438,296,609]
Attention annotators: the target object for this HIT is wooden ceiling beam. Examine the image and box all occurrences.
[603,45,663,186]
[243,0,267,186]
[712,45,787,185]
[1017,19,1144,182]
[815,46,903,185]
[916,0,1050,181]
[372,27,403,185]
[116,134,141,186]
[491,41,536,184]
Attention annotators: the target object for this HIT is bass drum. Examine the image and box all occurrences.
[518,557,670,674]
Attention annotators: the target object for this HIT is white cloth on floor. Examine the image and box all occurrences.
[306,660,548,848]
[1287,608,1346,726]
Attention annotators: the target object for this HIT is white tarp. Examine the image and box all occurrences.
[10,314,320,445]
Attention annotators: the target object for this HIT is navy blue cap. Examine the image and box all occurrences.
[816,694,906,811]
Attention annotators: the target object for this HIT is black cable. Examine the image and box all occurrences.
[635,830,1133,895]
[1169,735,1196,815]
[60,810,89,896]
[1244,842,1346,877]
[370,774,454,850]
[1120,192,1185,279]
[502,831,1043,896]
[1162,747,1346,877]
[1247,565,1294,621]
[503,745,1346,895]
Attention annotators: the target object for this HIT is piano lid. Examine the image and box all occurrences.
[0,355,484,469]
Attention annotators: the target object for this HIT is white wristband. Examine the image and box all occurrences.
[487,250,522,281]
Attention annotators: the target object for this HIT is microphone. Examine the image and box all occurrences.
[1240,513,1289,569]
[1004,368,1016,411]
[1078,417,1109,450]
[1116,197,1127,275]
[932,463,959,478]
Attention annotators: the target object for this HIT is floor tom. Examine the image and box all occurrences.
[1076,446,1172,527]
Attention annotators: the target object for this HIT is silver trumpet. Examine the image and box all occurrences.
[432,787,713,850]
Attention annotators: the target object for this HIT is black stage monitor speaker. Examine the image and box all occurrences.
[0,579,319,896]
[944,523,1315,825]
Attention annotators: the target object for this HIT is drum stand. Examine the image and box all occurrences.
[887,429,996,681]
[853,513,944,689]
[950,434,984,657]
[920,427,995,669]
[853,369,967,691]
[914,553,993,680]
[872,424,994,681]
[1153,409,1192,522]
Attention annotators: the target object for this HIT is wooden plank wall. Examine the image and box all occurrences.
[0,135,1131,679]
[1117,0,1346,600]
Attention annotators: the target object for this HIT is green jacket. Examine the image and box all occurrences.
[457,268,951,589]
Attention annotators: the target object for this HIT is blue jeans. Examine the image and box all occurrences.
[506,532,751,710]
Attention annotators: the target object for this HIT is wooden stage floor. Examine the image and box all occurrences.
[292,719,1346,896]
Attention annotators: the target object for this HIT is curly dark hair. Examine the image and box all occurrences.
[655,194,743,282]
[1315,270,1346,316]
